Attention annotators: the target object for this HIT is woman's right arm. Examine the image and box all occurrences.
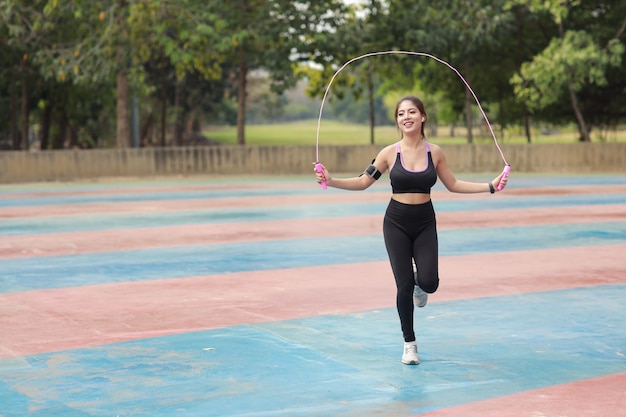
[315,146,391,191]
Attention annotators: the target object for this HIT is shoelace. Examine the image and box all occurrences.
[405,345,417,355]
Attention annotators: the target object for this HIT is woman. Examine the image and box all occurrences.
[315,95,508,365]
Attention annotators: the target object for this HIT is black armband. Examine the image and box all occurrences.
[361,160,382,180]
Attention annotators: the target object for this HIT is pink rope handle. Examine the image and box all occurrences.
[315,50,510,166]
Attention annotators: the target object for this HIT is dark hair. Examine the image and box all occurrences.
[394,95,427,138]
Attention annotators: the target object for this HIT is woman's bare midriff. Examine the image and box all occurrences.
[392,193,432,205]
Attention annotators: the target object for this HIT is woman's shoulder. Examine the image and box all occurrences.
[427,141,444,154]
[426,141,446,164]
[373,143,398,170]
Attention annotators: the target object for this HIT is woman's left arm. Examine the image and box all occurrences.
[432,144,507,193]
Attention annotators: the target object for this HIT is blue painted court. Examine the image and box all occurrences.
[1,174,625,416]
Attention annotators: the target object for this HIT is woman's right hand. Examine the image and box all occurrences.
[314,163,330,186]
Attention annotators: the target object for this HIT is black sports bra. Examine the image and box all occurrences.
[389,141,438,194]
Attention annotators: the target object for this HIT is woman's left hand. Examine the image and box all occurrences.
[492,172,508,192]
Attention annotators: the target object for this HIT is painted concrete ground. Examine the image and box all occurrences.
[0,173,625,417]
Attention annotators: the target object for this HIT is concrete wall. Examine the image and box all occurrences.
[0,143,624,183]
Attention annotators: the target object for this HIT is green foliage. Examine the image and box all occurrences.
[2,0,626,150]
[506,0,626,142]
[26,0,116,84]
[128,0,227,82]
[506,0,580,25]
[512,31,624,110]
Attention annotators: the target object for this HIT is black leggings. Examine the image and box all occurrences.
[383,198,439,342]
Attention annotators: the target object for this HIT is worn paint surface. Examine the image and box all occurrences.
[1,174,625,417]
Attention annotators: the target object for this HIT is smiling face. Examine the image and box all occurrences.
[395,96,427,138]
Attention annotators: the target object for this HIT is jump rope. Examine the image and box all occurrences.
[314,50,510,190]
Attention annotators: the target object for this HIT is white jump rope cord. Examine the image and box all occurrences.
[315,50,509,166]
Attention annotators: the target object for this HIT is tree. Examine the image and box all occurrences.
[365,0,517,143]
[299,0,392,144]
[3,0,625,150]
[0,0,50,150]
[215,0,349,145]
[128,0,228,146]
[509,0,625,142]
[14,0,129,148]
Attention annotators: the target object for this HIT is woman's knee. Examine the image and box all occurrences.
[396,275,415,296]
[420,277,439,293]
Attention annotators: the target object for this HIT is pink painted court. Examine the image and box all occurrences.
[1,173,625,416]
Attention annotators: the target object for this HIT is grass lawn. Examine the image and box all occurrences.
[204,119,626,146]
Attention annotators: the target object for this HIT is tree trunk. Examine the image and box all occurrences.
[186,109,200,133]
[68,125,78,148]
[429,122,437,138]
[20,67,29,150]
[116,68,130,148]
[53,112,67,149]
[367,66,375,145]
[236,47,247,146]
[174,81,184,146]
[552,20,590,142]
[140,113,154,146]
[523,108,532,144]
[115,0,130,148]
[464,88,473,144]
[498,92,505,140]
[160,76,167,146]
[40,103,53,150]
[10,88,19,150]
[463,62,473,144]
[567,80,590,142]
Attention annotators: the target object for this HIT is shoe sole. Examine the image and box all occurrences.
[414,297,428,308]
[402,359,420,365]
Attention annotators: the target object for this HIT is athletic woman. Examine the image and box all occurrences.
[314,95,508,365]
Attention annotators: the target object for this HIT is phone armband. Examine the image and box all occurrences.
[361,162,382,180]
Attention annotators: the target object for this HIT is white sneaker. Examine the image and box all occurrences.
[412,264,428,307]
[402,341,420,365]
